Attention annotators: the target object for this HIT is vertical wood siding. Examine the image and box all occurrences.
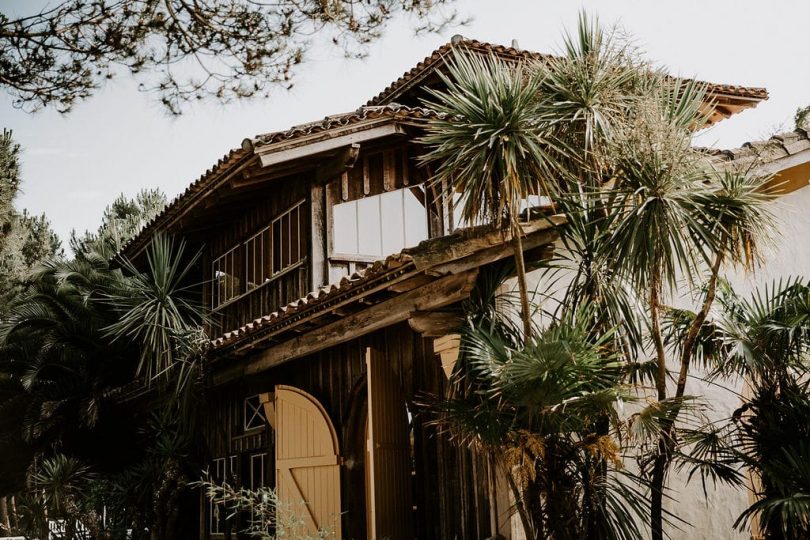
[202,322,493,539]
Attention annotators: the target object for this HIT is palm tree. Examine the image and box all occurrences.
[602,75,775,536]
[419,49,564,338]
[708,279,810,539]
[0,233,207,537]
[432,262,650,539]
[106,233,206,394]
[30,453,96,540]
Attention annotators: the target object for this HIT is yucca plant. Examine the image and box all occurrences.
[419,48,565,338]
[106,233,205,390]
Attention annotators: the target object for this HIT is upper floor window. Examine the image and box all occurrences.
[212,200,307,310]
[332,187,428,258]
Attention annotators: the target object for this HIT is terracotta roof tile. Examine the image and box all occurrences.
[118,105,440,259]
[250,104,443,147]
[702,126,810,168]
[116,146,251,259]
[211,251,415,349]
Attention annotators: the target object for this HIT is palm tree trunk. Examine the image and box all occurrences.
[650,448,668,540]
[648,279,668,540]
[676,250,724,398]
[652,250,725,540]
[512,223,533,340]
[649,282,667,401]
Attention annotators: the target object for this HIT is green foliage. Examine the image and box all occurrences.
[795,104,810,130]
[419,49,563,228]
[0,130,63,315]
[422,11,781,539]
[664,279,810,538]
[195,476,337,539]
[70,189,167,259]
[0,1,463,114]
[106,234,205,388]
[0,129,20,222]
[0,232,205,528]
[432,263,649,539]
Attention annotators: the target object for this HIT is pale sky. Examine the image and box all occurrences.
[2,0,808,245]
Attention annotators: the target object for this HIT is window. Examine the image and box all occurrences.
[209,456,238,535]
[212,245,244,308]
[212,200,307,309]
[249,453,266,490]
[244,394,267,431]
[332,187,428,258]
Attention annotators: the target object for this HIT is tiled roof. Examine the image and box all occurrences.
[702,125,810,169]
[366,37,768,107]
[211,251,415,349]
[118,105,440,259]
[250,104,443,147]
[211,213,564,352]
[117,146,252,259]
[118,38,768,260]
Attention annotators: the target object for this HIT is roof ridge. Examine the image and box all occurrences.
[365,37,768,107]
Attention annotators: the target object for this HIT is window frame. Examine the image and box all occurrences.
[329,186,429,261]
[209,456,238,536]
[243,394,268,432]
[211,199,307,311]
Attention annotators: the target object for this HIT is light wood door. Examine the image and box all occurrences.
[366,347,414,540]
[274,385,342,539]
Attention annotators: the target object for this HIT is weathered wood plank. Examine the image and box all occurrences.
[428,228,559,276]
[406,216,564,271]
[408,310,464,337]
[314,143,360,185]
[244,270,477,374]
[257,124,407,167]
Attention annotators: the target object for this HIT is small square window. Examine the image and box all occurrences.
[244,395,267,431]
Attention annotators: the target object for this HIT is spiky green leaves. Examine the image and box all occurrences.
[419,49,564,229]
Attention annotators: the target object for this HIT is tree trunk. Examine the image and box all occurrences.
[651,250,725,540]
[676,250,724,399]
[650,449,668,540]
[0,496,10,534]
[512,223,533,340]
[648,280,668,539]
[649,283,668,402]
[9,496,18,532]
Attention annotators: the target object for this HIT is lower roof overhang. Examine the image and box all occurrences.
[209,214,565,386]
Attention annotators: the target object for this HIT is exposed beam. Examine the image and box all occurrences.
[244,270,478,375]
[407,216,564,271]
[315,143,361,184]
[409,310,464,337]
[428,228,559,276]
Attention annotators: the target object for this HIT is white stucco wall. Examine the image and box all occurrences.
[513,183,810,539]
[665,183,810,540]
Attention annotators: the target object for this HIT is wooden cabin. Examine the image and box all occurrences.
[116,38,767,539]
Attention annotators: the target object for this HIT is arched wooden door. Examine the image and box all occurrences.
[271,385,342,539]
[366,347,414,540]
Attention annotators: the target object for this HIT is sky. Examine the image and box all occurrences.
[2,0,809,246]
